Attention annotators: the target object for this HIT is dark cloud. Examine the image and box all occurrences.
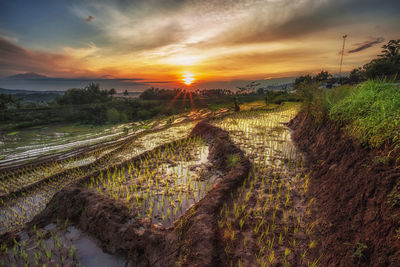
[213,0,400,46]
[0,36,69,77]
[348,37,384,53]
[85,15,94,22]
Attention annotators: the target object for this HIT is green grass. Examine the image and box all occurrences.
[208,102,231,111]
[329,81,400,147]
[303,80,400,148]
[226,153,240,168]
[7,131,19,136]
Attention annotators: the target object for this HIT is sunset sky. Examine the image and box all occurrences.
[0,0,399,90]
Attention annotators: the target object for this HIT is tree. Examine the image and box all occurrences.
[348,68,366,84]
[257,87,265,95]
[58,83,113,105]
[364,59,400,79]
[363,39,400,79]
[123,90,129,96]
[107,108,120,123]
[233,96,240,112]
[264,90,274,106]
[294,74,313,89]
[0,94,19,110]
[109,88,116,95]
[314,71,332,83]
[379,39,400,60]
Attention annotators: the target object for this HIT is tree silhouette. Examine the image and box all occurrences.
[314,71,332,83]
[379,39,400,60]
[109,88,116,95]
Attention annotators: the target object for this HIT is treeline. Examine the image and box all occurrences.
[0,83,265,130]
[0,83,180,128]
[294,39,400,88]
[138,87,235,100]
[295,39,400,148]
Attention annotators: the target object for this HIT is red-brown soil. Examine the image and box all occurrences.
[5,121,251,266]
[289,112,400,266]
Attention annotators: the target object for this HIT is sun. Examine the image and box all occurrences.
[182,72,195,85]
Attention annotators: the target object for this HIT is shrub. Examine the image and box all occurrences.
[107,108,121,124]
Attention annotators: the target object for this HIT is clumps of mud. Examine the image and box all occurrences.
[2,121,251,266]
[289,112,400,266]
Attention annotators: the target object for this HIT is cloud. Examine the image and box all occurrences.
[2,0,400,84]
[63,42,99,58]
[0,36,69,77]
[0,36,104,78]
[348,37,384,53]
[85,15,94,22]
[199,0,399,47]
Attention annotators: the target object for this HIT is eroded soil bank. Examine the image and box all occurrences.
[289,112,400,266]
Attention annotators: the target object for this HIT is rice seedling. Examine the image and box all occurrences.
[0,121,197,233]
[213,103,321,265]
[0,222,79,266]
[81,134,224,226]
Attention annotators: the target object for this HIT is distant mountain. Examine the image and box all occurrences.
[0,88,64,95]
[0,87,64,103]
[6,72,48,80]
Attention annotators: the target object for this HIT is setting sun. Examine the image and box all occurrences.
[182,72,195,85]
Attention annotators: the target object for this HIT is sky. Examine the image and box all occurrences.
[0,0,399,91]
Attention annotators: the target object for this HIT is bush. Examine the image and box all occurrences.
[265,90,301,106]
[107,108,121,124]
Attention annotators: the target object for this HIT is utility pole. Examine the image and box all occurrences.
[339,34,347,84]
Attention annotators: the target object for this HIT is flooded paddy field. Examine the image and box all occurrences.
[0,123,125,168]
[83,135,224,227]
[0,108,228,169]
[212,103,321,266]
[1,221,126,267]
[0,120,197,233]
[0,103,323,266]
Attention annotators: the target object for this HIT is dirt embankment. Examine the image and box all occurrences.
[289,112,400,266]
[17,121,251,266]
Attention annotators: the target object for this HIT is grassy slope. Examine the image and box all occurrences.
[306,80,400,148]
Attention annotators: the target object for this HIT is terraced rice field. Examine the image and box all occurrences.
[1,103,322,267]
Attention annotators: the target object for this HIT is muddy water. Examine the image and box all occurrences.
[65,226,126,267]
[0,224,126,267]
